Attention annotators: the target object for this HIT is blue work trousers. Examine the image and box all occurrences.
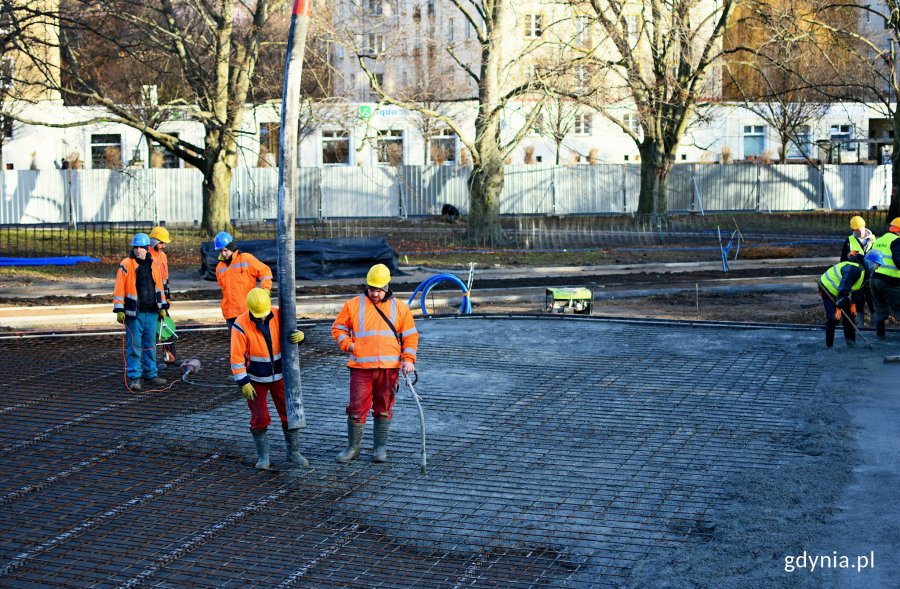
[125,311,159,379]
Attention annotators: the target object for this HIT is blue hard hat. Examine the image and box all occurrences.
[864,249,884,271]
[214,231,233,250]
[131,233,151,247]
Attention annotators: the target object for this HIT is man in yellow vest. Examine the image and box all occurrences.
[841,216,877,328]
[870,217,900,338]
[331,264,418,464]
[818,251,867,347]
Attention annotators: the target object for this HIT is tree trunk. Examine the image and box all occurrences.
[637,141,673,215]
[201,158,234,236]
[467,157,505,247]
[890,116,900,221]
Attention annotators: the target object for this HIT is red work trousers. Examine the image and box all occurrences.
[347,367,398,424]
[246,379,288,431]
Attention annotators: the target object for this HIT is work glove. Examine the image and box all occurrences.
[240,382,256,401]
[115,311,125,324]
[159,309,167,319]
[289,330,305,345]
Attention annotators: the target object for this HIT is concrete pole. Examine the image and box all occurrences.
[277,0,312,429]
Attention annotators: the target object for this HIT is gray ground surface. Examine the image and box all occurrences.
[3,316,894,587]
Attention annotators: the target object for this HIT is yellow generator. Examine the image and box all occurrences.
[544,287,593,315]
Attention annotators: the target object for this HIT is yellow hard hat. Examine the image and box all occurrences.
[849,216,866,231]
[891,217,900,228]
[149,226,171,243]
[366,264,391,289]
[246,288,271,318]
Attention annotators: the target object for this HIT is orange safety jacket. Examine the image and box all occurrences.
[332,292,418,369]
[215,251,273,320]
[230,308,283,386]
[113,257,168,317]
[148,247,169,295]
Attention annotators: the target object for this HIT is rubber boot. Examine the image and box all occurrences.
[876,320,886,339]
[825,324,835,348]
[283,426,309,468]
[372,417,391,463]
[251,429,270,470]
[336,418,364,463]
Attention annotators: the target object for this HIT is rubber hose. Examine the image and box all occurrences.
[408,274,471,316]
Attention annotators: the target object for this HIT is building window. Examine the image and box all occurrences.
[574,15,591,47]
[448,18,455,42]
[427,0,435,16]
[624,15,639,46]
[367,33,385,53]
[623,113,643,140]
[259,123,279,167]
[322,130,351,165]
[743,125,766,158]
[376,129,404,165]
[786,125,813,159]
[1,116,12,139]
[368,0,382,16]
[831,124,855,151]
[524,14,543,38]
[466,19,472,39]
[430,128,457,164]
[0,57,12,90]
[573,65,588,93]
[91,134,123,169]
[151,134,181,168]
[573,113,592,136]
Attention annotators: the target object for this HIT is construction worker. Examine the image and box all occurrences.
[213,231,273,327]
[841,216,877,327]
[331,264,418,464]
[113,233,169,390]
[148,226,172,299]
[818,251,867,348]
[231,288,308,470]
[840,216,876,261]
[148,226,176,364]
[870,217,900,338]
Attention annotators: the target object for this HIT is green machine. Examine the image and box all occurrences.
[544,287,593,315]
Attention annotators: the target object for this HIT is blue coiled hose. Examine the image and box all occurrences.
[408,273,472,316]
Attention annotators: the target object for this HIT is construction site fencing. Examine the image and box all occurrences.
[0,210,890,261]
[0,163,893,226]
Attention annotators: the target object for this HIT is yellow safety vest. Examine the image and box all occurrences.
[848,233,873,255]
[873,233,900,279]
[820,261,865,296]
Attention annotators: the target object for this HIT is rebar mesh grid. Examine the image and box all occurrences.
[0,317,824,588]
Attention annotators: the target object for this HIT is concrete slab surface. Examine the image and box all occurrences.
[0,316,896,588]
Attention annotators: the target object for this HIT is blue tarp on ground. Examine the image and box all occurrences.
[199,237,403,281]
[0,256,100,266]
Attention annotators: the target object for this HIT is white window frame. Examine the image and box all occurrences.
[367,33,385,53]
[623,113,643,140]
[574,15,591,47]
[322,130,351,165]
[524,14,543,39]
[430,128,458,165]
[830,124,855,152]
[786,125,813,159]
[743,125,766,158]
[573,113,592,136]
[376,129,404,165]
[624,15,639,47]
[91,133,124,170]
[448,18,455,42]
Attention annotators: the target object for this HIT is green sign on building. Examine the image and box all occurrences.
[359,105,373,120]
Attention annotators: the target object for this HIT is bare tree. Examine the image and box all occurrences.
[7,0,332,236]
[582,0,734,215]
[346,0,550,245]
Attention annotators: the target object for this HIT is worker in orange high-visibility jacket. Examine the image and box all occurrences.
[230,288,308,470]
[113,233,169,391]
[331,263,418,464]
[213,231,273,327]
[148,226,176,364]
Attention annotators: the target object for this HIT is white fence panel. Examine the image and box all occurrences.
[320,166,399,217]
[501,165,554,214]
[1,170,67,223]
[400,165,470,216]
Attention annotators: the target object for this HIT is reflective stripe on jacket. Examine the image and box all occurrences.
[230,308,283,386]
[331,293,419,369]
[819,261,865,297]
[873,233,900,278]
[113,257,168,317]
[215,251,273,320]
[148,247,169,290]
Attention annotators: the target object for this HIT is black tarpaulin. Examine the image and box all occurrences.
[199,237,403,281]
